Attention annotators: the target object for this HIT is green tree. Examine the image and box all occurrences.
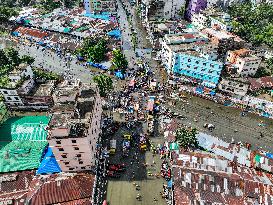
[228,3,273,48]
[19,0,31,6]
[33,68,61,80]
[112,49,128,74]
[93,74,113,97]
[0,75,10,88]
[77,37,108,63]
[266,58,273,72]
[176,127,198,150]
[41,0,61,12]
[87,39,107,63]
[178,5,186,17]
[0,49,9,67]
[20,55,35,65]
[5,48,20,66]
[0,6,18,23]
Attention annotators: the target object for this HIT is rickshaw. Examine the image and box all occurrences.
[123,134,132,141]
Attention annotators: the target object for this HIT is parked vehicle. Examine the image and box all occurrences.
[109,140,116,155]
[107,170,121,178]
[108,163,126,172]
[203,123,215,131]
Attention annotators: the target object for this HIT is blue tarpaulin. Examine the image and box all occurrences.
[266,153,273,159]
[262,112,271,118]
[115,71,125,79]
[195,87,203,94]
[36,147,61,175]
[12,31,19,36]
[87,61,108,70]
[167,179,173,188]
[84,13,110,21]
[107,29,121,39]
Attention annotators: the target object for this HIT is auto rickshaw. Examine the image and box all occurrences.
[123,134,132,141]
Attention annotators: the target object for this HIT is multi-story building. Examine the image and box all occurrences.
[186,0,243,21]
[160,32,211,71]
[0,64,54,110]
[140,0,186,25]
[210,13,232,31]
[47,80,102,172]
[84,0,117,14]
[202,27,244,56]
[226,49,261,77]
[185,0,207,20]
[218,78,249,98]
[173,51,223,88]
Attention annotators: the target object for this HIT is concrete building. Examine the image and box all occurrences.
[191,8,232,31]
[226,49,261,77]
[185,0,244,21]
[84,0,117,14]
[160,32,213,71]
[202,27,244,56]
[185,0,207,20]
[0,64,55,110]
[145,20,187,50]
[47,80,102,172]
[140,0,186,25]
[173,51,223,88]
[218,78,249,97]
[210,13,232,31]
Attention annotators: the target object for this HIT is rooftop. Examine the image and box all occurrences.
[14,26,48,39]
[0,116,50,172]
[28,81,56,96]
[248,76,273,91]
[27,172,95,205]
[0,170,35,204]
[165,32,208,44]
[49,113,72,129]
[202,28,243,42]
[173,151,273,205]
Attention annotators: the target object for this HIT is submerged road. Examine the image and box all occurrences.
[168,94,273,151]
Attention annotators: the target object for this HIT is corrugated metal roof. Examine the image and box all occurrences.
[27,173,95,205]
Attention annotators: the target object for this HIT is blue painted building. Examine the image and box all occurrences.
[173,52,223,88]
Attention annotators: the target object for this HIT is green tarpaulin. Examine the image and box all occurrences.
[169,142,179,150]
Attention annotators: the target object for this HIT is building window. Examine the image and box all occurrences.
[58,148,64,151]
[81,167,86,169]
[56,141,61,144]
[79,161,83,164]
[72,140,77,143]
[7,97,11,100]
[74,147,79,150]
[14,97,19,101]
[188,59,191,62]
[76,154,81,157]
[3,91,8,94]
[196,61,199,64]
[64,162,69,165]
[69,168,74,171]
[61,155,67,158]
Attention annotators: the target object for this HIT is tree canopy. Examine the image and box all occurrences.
[33,68,61,81]
[76,37,108,63]
[176,127,198,150]
[112,49,128,74]
[93,74,113,97]
[0,6,19,23]
[228,3,273,48]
